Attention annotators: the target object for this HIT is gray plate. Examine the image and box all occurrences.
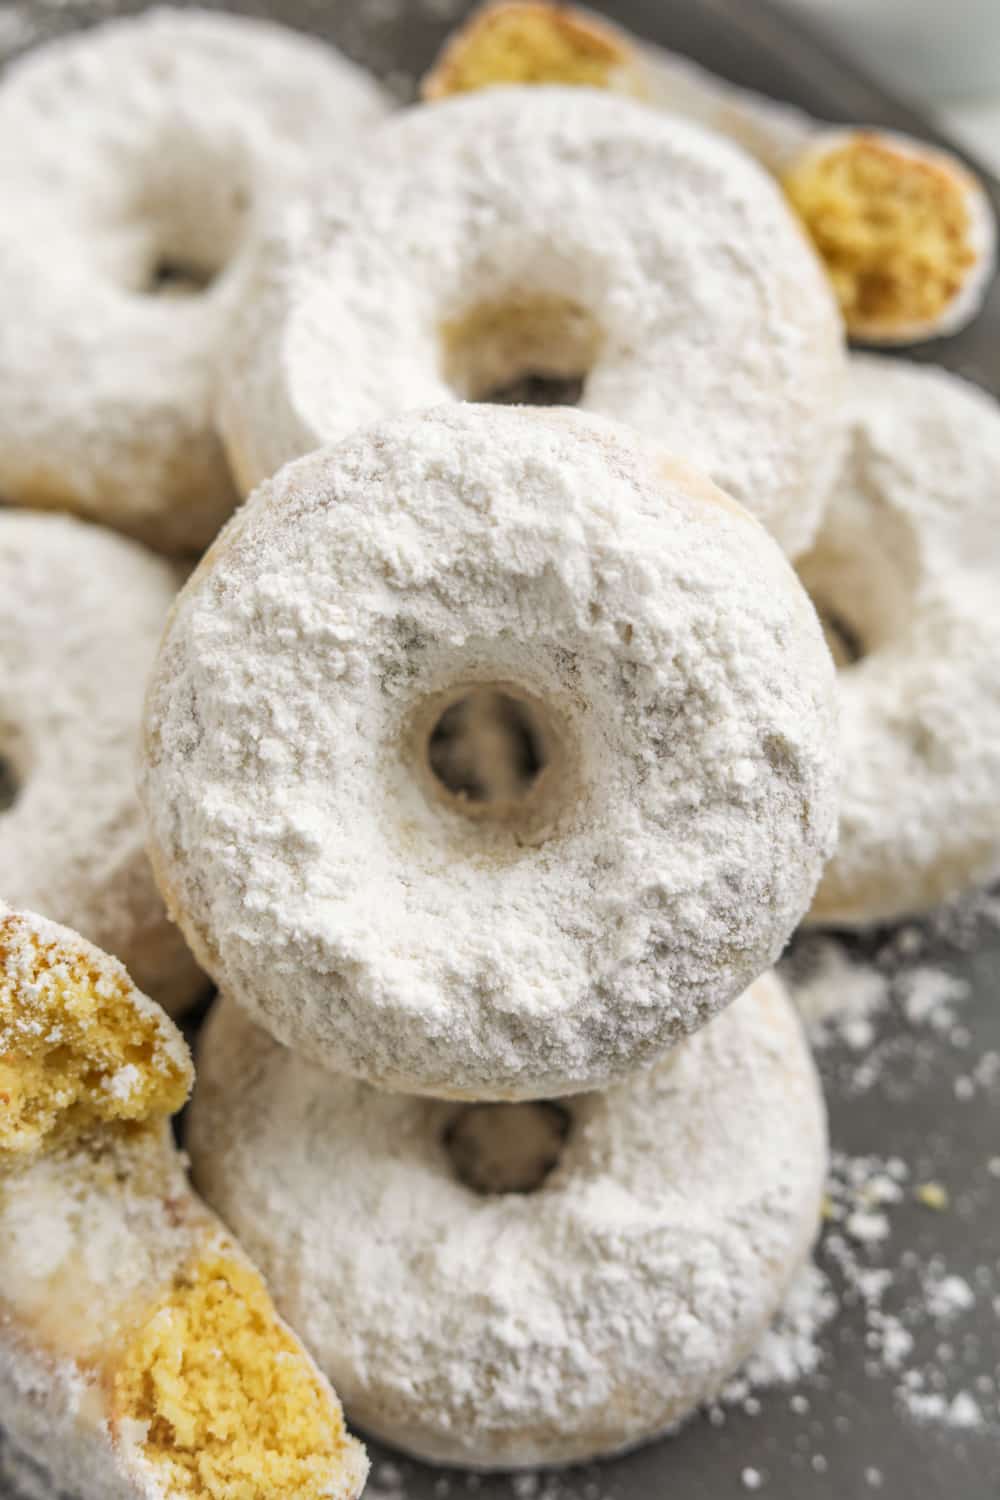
[2,2,999,1498]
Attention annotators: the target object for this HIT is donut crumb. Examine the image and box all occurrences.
[421,1,645,100]
[113,1250,364,1499]
[783,134,979,337]
[0,909,191,1162]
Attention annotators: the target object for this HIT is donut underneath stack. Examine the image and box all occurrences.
[188,972,827,1468]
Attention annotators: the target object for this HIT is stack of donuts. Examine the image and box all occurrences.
[1,3,999,1495]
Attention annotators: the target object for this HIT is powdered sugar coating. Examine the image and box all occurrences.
[0,7,387,554]
[188,972,827,1468]
[800,357,1000,926]
[0,513,202,1016]
[219,85,845,558]
[141,405,839,1098]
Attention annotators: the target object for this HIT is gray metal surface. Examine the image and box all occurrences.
[2,2,999,1497]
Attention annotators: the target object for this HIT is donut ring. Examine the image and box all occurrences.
[188,971,827,1469]
[0,904,368,1500]
[799,356,1000,926]
[0,8,386,554]
[218,86,845,558]
[0,511,203,1015]
[140,405,838,1098]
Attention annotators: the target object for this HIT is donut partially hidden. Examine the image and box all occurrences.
[783,129,996,344]
[0,8,386,553]
[421,1,647,99]
[188,972,827,1468]
[141,405,838,1100]
[0,510,203,1017]
[219,86,845,558]
[0,904,367,1500]
[799,356,1000,926]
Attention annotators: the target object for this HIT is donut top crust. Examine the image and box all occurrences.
[142,404,838,1098]
[219,85,845,558]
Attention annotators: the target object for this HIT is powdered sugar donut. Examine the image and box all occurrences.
[0,511,202,1015]
[141,405,838,1098]
[0,8,386,554]
[219,86,845,558]
[800,356,1000,927]
[188,971,827,1468]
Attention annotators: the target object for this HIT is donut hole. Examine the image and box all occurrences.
[0,753,19,812]
[444,1101,571,1195]
[439,296,602,406]
[796,519,919,668]
[122,136,252,298]
[406,680,580,847]
[145,256,221,297]
[427,688,547,804]
[811,601,866,669]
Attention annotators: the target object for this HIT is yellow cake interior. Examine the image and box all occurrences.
[424,2,645,98]
[783,134,977,335]
[114,1250,363,1500]
[0,912,190,1161]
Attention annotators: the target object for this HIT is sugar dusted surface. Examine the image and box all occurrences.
[219,85,845,558]
[0,6,387,553]
[142,405,839,1098]
[801,356,1000,927]
[0,511,202,1014]
[188,973,827,1468]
